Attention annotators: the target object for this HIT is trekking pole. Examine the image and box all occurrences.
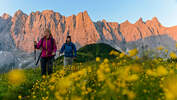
[53,56,57,73]
[35,51,42,66]
[33,38,36,62]
[33,38,38,73]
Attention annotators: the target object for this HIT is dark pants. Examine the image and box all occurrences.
[40,56,54,75]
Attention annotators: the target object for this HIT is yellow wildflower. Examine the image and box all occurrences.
[71,96,82,100]
[146,69,157,77]
[8,69,26,86]
[32,96,36,99]
[97,70,105,82]
[103,58,109,63]
[126,74,139,82]
[96,57,101,62]
[18,95,22,100]
[109,50,119,56]
[88,67,92,73]
[55,92,63,100]
[42,75,46,79]
[169,52,177,59]
[127,91,136,100]
[165,49,168,53]
[128,49,138,57]
[163,74,177,100]
[130,64,142,73]
[157,46,164,51]
[122,89,136,99]
[49,85,55,91]
[119,52,125,58]
[156,66,168,76]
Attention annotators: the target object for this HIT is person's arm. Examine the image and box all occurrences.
[35,38,43,49]
[60,44,65,54]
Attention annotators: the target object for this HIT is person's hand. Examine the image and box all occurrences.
[34,41,37,45]
[34,41,37,49]
[52,52,56,56]
[73,57,76,60]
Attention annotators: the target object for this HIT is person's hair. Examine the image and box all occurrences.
[67,36,71,39]
[66,36,71,42]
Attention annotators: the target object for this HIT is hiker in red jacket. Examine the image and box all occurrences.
[34,29,57,75]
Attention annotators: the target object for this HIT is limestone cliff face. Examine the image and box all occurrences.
[0,10,177,52]
[0,13,15,51]
[10,10,101,52]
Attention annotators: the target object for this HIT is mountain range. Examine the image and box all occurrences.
[0,10,177,52]
[0,10,176,71]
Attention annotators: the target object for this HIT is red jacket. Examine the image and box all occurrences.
[36,36,57,58]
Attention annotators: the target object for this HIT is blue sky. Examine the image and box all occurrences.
[0,0,177,27]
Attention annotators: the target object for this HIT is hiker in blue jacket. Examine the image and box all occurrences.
[59,36,77,67]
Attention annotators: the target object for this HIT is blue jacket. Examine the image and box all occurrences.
[60,42,77,57]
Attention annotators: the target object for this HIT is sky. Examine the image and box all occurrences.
[0,0,177,27]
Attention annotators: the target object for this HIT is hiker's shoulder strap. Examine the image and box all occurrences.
[71,42,75,50]
[63,42,74,49]
[50,37,54,50]
[40,37,45,47]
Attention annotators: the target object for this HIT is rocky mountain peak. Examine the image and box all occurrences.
[41,10,54,15]
[77,10,90,20]
[102,19,107,23]
[1,13,11,20]
[14,9,25,17]
[152,17,161,26]
[135,17,144,24]
[83,10,89,16]
[122,20,132,25]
